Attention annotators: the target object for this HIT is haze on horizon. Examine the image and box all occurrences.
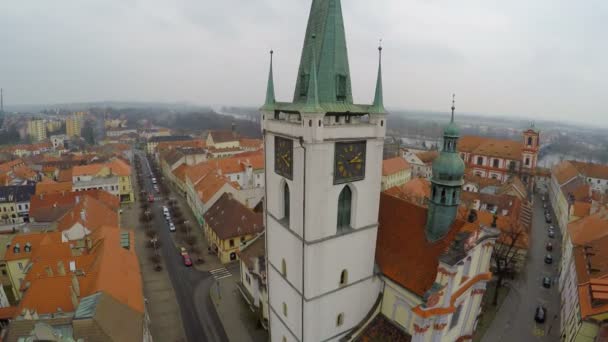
[1,0,607,126]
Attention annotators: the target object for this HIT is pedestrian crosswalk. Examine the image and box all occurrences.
[210,267,232,280]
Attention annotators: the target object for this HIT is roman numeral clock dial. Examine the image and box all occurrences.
[334,141,366,184]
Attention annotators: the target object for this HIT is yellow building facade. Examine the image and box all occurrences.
[27,119,47,142]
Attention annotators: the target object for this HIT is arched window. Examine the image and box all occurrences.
[340,269,348,286]
[281,259,287,277]
[452,189,456,203]
[432,186,436,200]
[283,183,290,223]
[527,137,532,146]
[337,186,352,231]
[441,189,446,204]
[336,313,345,326]
[282,302,288,317]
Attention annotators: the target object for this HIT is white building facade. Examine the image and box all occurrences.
[262,1,387,340]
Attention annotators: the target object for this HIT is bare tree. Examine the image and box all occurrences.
[491,216,524,305]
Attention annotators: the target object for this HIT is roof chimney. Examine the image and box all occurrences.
[80,209,86,222]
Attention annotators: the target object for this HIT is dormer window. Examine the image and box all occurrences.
[336,74,347,101]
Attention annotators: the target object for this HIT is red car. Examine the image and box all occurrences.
[148,194,154,203]
[182,253,193,267]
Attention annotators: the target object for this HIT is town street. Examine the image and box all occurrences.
[138,150,229,342]
[482,193,562,341]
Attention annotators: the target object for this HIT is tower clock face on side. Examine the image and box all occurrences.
[334,141,366,184]
[274,136,293,180]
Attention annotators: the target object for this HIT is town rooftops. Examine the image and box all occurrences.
[384,178,430,206]
[376,192,466,296]
[148,135,192,143]
[239,138,263,149]
[56,195,118,232]
[552,161,580,185]
[382,156,410,176]
[203,193,263,240]
[238,234,266,271]
[29,190,119,223]
[415,151,439,164]
[208,130,239,143]
[570,161,608,180]
[35,181,72,195]
[568,209,608,245]
[355,313,412,342]
[573,234,608,319]
[458,135,523,160]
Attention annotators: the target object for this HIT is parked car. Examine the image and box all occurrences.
[544,254,553,264]
[182,253,192,267]
[148,194,155,203]
[548,225,555,231]
[546,242,553,251]
[542,277,552,288]
[545,215,552,223]
[542,195,546,201]
[543,202,547,209]
[548,230,555,238]
[168,221,176,232]
[151,177,157,184]
[535,306,546,323]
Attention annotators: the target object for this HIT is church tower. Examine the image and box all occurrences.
[426,96,465,242]
[261,1,386,341]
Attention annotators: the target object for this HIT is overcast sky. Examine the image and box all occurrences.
[1,0,607,125]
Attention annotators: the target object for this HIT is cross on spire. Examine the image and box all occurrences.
[451,93,456,123]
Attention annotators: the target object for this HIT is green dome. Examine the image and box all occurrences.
[432,152,465,184]
[444,122,460,137]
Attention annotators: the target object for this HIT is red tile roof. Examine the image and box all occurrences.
[415,151,439,164]
[35,181,72,195]
[376,193,465,296]
[56,196,119,232]
[384,178,430,206]
[382,157,410,176]
[552,161,580,185]
[458,136,523,160]
[570,161,608,180]
[568,210,608,245]
[204,193,263,240]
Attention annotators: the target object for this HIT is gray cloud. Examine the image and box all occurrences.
[0,0,607,125]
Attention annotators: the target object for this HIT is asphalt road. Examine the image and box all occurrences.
[482,193,562,341]
[138,151,228,342]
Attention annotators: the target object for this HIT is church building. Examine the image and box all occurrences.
[261,1,500,341]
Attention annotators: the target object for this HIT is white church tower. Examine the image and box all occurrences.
[261,1,387,341]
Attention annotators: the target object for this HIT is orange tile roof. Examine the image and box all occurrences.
[552,161,580,185]
[12,166,37,180]
[458,136,523,160]
[4,233,48,261]
[415,151,439,164]
[571,161,608,180]
[568,210,608,245]
[475,211,529,249]
[195,172,236,203]
[382,157,410,176]
[35,181,72,195]
[0,159,24,173]
[57,168,73,182]
[56,196,119,232]
[106,158,131,176]
[157,139,206,152]
[384,178,430,206]
[573,235,608,319]
[72,164,106,177]
[172,164,190,183]
[376,193,465,296]
[17,226,143,316]
[573,201,592,218]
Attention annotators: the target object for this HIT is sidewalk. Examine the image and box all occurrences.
[124,171,186,342]
[209,270,268,342]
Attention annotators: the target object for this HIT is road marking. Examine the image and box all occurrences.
[210,267,232,280]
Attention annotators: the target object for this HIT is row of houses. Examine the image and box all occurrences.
[548,160,608,341]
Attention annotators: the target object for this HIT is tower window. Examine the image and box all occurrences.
[337,186,352,232]
[527,137,532,146]
[336,313,345,327]
[441,189,446,204]
[283,183,290,224]
[336,74,347,101]
[283,302,288,317]
[340,269,348,286]
[380,120,384,127]
[476,157,483,166]
[452,190,456,202]
[525,158,530,166]
[309,119,312,127]
[492,159,499,168]
[281,258,287,277]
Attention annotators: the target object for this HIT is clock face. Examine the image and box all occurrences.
[334,141,366,184]
[274,136,293,179]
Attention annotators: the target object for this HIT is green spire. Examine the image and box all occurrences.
[293,0,352,105]
[370,44,385,114]
[302,36,323,113]
[263,50,276,109]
